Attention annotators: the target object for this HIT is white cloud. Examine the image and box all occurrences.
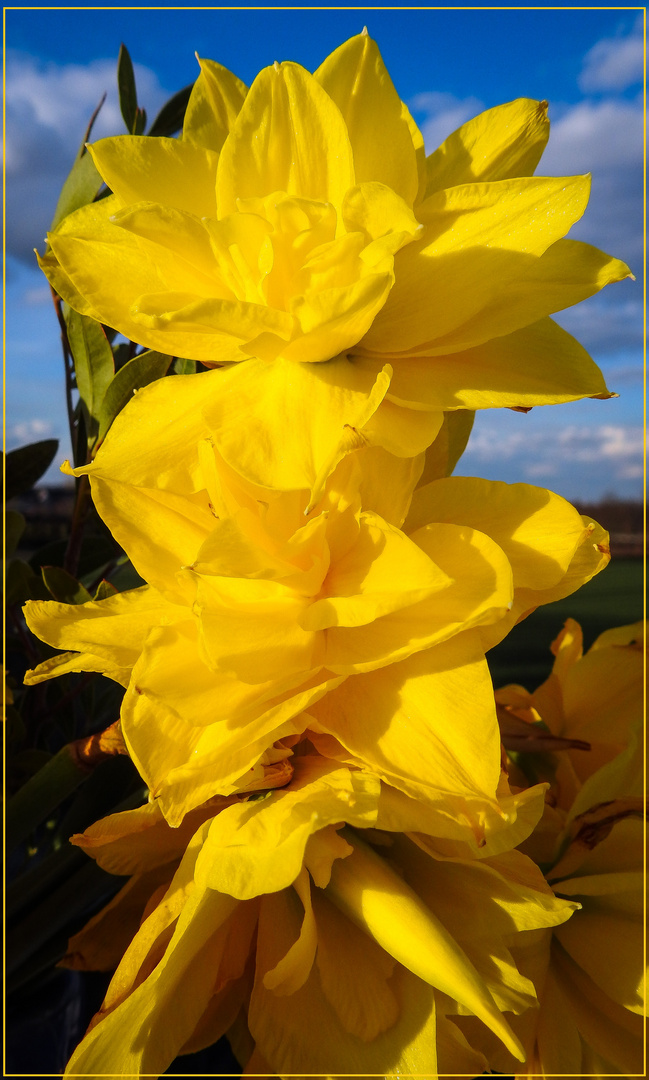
[409,91,484,154]
[8,418,55,445]
[543,97,643,174]
[5,51,171,261]
[541,95,643,276]
[554,293,643,356]
[462,420,643,472]
[22,285,52,307]
[579,20,644,93]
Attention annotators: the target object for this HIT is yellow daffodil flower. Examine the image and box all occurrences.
[24,445,609,831]
[448,620,646,1076]
[496,618,645,811]
[61,753,577,1078]
[38,32,631,493]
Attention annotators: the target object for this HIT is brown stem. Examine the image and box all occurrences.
[50,287,76,457]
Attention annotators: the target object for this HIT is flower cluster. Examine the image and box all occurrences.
[24,31,642,1078]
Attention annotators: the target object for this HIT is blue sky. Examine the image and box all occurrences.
[5,6,644,500]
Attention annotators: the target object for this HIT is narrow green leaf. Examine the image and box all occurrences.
[42,566,92,605]
[6,510,26,557]
[97,350,172,439]
[6,440,59,500]
[6,745,93,856]
[7,859,126,977]
[117,42,138,133]
[50,150,104,232]
[65,309,115,436]
[173,356,197,375]
[134,105,147,135]
[8,749,54,792]
[6,844,85,920]
[147,82,194,137]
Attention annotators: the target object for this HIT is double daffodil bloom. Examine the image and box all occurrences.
[25,442,609,830]
[39,32,631,493]
[448,620,646,1076]
[61,754,577,1078]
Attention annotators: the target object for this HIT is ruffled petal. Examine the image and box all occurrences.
[216,61,354,217]
[309,630,505,835]
[182,56,248,151]
[424,98,550,197]
[89,136,220,217]
[360,175,592,354]
[314,32,419,205]
[370,317,611,411]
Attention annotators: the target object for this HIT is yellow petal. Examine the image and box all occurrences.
[249,888,439,1075]
[421,237,632,357]
[425,98,550,197]
[89,135,220,218]
[406,476,587,590]
[485,515,610,651]
[361,175,592,354]
[65,861,239,1078]
[314,32,419,205]
[201,355,392,501]
[194,756,380,899]
[312,889,399,1040]
[196,574,322,682]
[303,510,453,631]
[262,868,318,995]
[61,869,170,972]
[183,55,248,151]
[374,317,610,411]
[327,832,525,1060]
[216,61,354,217]
[323,521,513,673]
[342,181,422,249]
[23,586,181,677]
[547,939,645,1075]
[310,630,504,833]
[70,795,239,876]
[87,476,213,605]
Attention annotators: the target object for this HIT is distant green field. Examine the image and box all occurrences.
[487,558,645,692]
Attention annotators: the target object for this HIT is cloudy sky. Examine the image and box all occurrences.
[5,7,644,500]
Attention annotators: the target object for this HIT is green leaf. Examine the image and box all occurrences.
[173,356,197,375]
[417,410,476,488]
[7,859,126,979]
[117,42,138,133]
[5,440,59,501]
[112,342,132,370]
[41,566,92,605]
[94,579,118,601]
[29,535,117,579]
[97,350,172,440]
[50,150,104,233]
[6,743,93,856]
[148,82,194,137]
[109,557,145,593]
[6,560,51,605]
[8,749,54,792]
[134,106,147,135]
[6,510,26,557]
[65,309,115,438]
